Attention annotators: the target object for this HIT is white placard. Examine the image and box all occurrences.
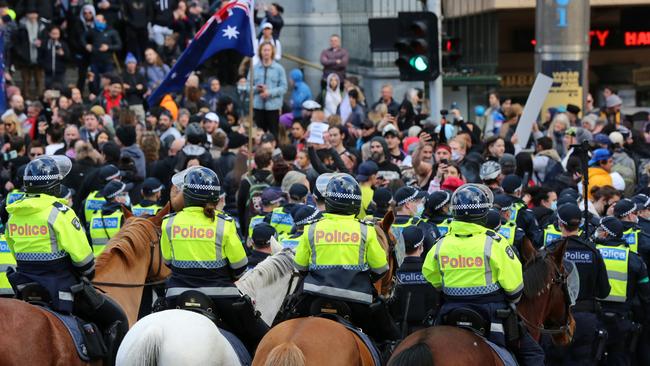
[514,73,554,150]
[307,122,328,144]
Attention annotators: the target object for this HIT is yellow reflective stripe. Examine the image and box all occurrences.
[308,222,318,264]
[484,235,494,284]
[597,245,629,303]
[358,223,367,266]
[215,218,225,261]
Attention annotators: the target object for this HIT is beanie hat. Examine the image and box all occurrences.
[115,125,136,147]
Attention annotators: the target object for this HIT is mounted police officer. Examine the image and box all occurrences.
[422,183,545,366]
[161,166,269,350]
[594,216,650,366]
[421,190,452,237]
[613,199,650,263]
[389,226,439,336]
[545,203,610,366]
[293,173,399,343]
[131,177,164,217]
[88,181,131,257]
[248,223,275,270]
[393,186,438,256]
[6,156,128,360]
[501,174,542,247]
[279,204,322,251]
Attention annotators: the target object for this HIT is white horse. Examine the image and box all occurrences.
[115,248,298,366]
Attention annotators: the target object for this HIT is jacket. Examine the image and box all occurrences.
[122,70,147,105]
[251,60,287,111]
[289,69,312,118]
[122,0,153,29]
[38,38,69,75]
[12,17,46,66]
[86,26,122,65]
[320,47,349,82]
[121,145,146,180]
[587,167,613,200]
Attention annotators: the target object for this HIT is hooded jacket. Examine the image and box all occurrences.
[290,69,312,118]
[587,166,613,199]
[121,144,146,180]
[370,136,401,180]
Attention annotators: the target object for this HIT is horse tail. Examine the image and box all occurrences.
[388,342,434,366]
[263,342,306,366]
[116,323,163,366]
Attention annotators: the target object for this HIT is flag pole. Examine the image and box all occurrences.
[247,58,254,173]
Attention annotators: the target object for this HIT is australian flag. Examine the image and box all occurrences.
[148,0,255,105]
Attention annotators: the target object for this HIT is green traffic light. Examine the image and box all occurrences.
[409,55,429,71]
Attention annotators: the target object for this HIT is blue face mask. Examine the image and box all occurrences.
[416,203,425,217]
[550,201,557,211]
[95,21,106,31]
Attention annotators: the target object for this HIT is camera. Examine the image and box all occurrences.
[440,158,449,165]
[440,109,448,116]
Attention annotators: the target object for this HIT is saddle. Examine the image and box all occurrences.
[16,283,112,364]
[308,297,352,319]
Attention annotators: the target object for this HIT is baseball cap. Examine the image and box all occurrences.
[557,203,582,227]
[252,223,276,247]
[493,194,513,211]
[382,124,399,137]
[501,174,523,194]
[632,194,650,210]
[261,22,273,30]
[142,177,164,195]
[289,183,309,201]
[204,112,219,123]
[593,134,611,146]
[302,100,321,111]
[356,161,379,182]
[599,216,623,238]
[261,187,284,206]
[426,191,451,212]
[372,188,392,207]
[588,148,612,166]
[99,164,121,181]
[394,186,426,207]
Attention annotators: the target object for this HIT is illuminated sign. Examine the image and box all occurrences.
[624,32,650,46]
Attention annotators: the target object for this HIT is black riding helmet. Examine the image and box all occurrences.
[324,173,361,216]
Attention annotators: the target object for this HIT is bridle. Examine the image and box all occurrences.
[92,220,167,288]
[517,249,573,338]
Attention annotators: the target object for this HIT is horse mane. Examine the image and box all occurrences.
[95,217,158,269]
[236,250,295,296]
[522,254,551,299]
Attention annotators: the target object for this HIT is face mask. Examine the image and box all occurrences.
[118,193,131,207]
[95,21,106,31]
[237,85,247,92]
[415,203,425,217]
[550,201,557,210]
[451,151,463,162]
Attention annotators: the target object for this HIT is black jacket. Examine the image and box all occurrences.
[86,26,122,65]
[512,197,543,247]
[122,70,147,105]
[122,0,153,29]
[621,220,650,266]
[389,256,439,333]
[153,0,178,27]
[247,250,271,270]
[531,206,555,229]
[236,169,274,232]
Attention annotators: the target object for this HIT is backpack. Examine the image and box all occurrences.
[537,158,564,185]
[244,174,273,218]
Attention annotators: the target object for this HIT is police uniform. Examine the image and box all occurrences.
[357,161,379,219]
[280,204,322,251]
[6,189,25,205]
[89,181,128,257]
[423,191,452,237]
[423,183,545,365]
[163,166,268,350]
[509,197,543,247]
[247,223,274,270]
[393,215,438,255]
[545,204,611,366]
[131,199,162,217]
[0,234,16,296]
[389,226,438,335]
[293,174,398,342]
[269,205,297,236]
[83,164,122,226]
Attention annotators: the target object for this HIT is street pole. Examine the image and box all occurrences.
[427,0,443,123]
[247,58,254,173]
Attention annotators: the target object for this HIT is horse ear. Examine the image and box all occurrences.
[551,238,568,267]
[149,203,170,227]
[380,209,394,233]
[521,237,537,263]
[121,204,133,220]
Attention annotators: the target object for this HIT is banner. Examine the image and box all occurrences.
[541,60,583,118]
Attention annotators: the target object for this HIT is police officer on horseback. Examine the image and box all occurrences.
[422,183,545,365]
[6,156,128,361]
[292,173,400,343]
[161,166,269,350]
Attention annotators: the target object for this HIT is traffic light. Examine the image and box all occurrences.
[442,36,461,69]
[394,12,439,81]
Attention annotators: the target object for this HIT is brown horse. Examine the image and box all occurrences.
[387,238,576,366]
[0,205,171,366]
[252,211,397,366]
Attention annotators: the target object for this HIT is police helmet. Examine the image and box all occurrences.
[324,173,361,215]
[182,167,221,206]
[314,173,336,201]
[479,160,501,181]
[450,183,493,221]
[23,156,71,195]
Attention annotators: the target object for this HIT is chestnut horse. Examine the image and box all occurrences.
[252,212,397,366]
[0,205,171,366]
[387,238,576,366]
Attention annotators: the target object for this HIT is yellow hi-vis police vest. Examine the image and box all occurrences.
[270,207,293,235]
[89,210,123,256]
[509,201,525,226]
[359,184,373,219]
[5,194,93,269]
[423,221,523,300]
[279,231,300,250]
[543,224,562,247]
[0,234,15,295]
[498,221,516,247]
[294,213,388,304]
[622,228,639,254]
[596,245,629,303]
[131,203,162,217]
[248,214,266,240]
[436,218,452,236]
[6,189,25,205]
[84,191,106,224]
[161,207,248,297]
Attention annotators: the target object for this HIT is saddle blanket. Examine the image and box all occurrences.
[484,338,518,366]
[320,314,382,366]
[41,307,91,362]
[219,328,252,366]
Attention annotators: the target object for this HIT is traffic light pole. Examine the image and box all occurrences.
[427,0,443,122]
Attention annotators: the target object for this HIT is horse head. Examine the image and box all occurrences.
[520,237,575,345]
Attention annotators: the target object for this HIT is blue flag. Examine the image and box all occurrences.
[148,1,255,105]
[0,31,6,115]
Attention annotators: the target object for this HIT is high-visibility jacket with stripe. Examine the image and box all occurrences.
[131,202,162,217]
[162,207,248,298]
[84,191,106,224]
[6,189,25,205]
[596,244,629,303]
[294,213,388,304]
[88,209,123,257]
[622,228,639,254]
[269,207,294,236]
[423,221,523,303]
[0,234,16,295]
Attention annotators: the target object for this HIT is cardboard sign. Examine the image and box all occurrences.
[307,122,328,144]
[514,73,553,150]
